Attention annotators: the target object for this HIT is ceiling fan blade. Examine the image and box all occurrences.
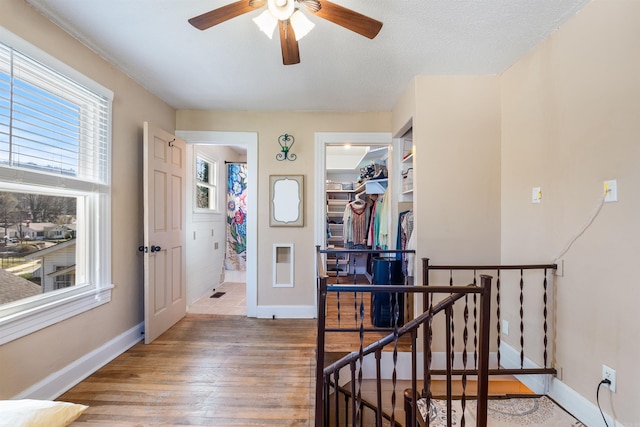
[312,0,382,39]
[279,20,300,65]
[297,0,321,13]
[189,1,260,30]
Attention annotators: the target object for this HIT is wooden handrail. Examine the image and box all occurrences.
[424,263,557,270]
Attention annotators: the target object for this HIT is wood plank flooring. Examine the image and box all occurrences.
[324,275,412,353]
[61,315,318,426]
[60,281,525,426]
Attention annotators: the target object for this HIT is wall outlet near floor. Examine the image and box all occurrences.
[602,364,616,392]
[214,242,219,250]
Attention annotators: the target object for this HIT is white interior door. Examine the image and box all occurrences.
[142,122,187,344]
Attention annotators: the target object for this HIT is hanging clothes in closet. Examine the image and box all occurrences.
[343,193,370,248]
[396,209,414,276]
[397,209,414,253]
[369,188,390,250]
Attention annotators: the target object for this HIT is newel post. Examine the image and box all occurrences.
[476,275,493,427]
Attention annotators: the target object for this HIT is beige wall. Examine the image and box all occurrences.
[501,0,640,423]
[0,0,175,397]
[395,76,502,280]
[177,111,391,308]
[391,76,502,352]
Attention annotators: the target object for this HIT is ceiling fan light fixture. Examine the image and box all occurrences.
[289,10,315,41]
[253,9,278,38]
[267,0,295,20]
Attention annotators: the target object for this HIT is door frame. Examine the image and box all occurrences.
[313,132,392,310]
[176,130,258,317]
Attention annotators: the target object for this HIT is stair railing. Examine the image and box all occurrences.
[422,259,558,380]
[315,247,494,427]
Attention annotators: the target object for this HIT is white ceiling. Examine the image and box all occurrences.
[25,0,590,112]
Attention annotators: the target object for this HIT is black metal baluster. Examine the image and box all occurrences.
[496,270,501,370]
[375,349,383,427]
[449,270,455,375]
[335,256,341,329]
[473,270,478,369]
[426,295,433,427]
[356,291,365,426]
[461,292,469,427]
[519,268,525,368]
[390,256,398,426]
[351,361,357,427]
[353,256,358,328]
[543,268,549,368]
[445,306,453,427]
[324,373,331,424]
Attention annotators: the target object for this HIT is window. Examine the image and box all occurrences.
[195,155,218,212]
[0,29,113,345]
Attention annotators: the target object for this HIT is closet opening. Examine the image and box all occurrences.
[315,130,415,320]
[324,143,392,280]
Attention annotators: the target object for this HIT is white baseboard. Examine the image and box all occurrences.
[14,322,144,400]
[255,305,316,319]
[499,341,549,394]
[500,342,625,427]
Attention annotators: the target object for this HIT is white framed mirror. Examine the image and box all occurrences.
[270,175,304,226]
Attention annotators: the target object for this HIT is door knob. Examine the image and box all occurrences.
[150,245,161,253]
[138,246,148,253]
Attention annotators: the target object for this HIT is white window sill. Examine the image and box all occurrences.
[0,284,113,345]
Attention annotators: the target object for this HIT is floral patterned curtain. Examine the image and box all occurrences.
[225,163,247,271]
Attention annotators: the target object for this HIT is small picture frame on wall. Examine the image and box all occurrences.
[270,175,304,227]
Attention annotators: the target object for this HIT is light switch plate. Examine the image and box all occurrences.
[604,180,617,202]
[532,187,542,204]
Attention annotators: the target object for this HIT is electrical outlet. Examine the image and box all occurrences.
[602,365,616,392]
[604,180,617,202]
[214,242,219,250]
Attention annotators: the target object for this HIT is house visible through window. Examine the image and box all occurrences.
[195,155,218,212]
[0,192,77,302]
[0,31,113,345]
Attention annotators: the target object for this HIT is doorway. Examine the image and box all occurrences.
[313,132,393,307]
[176,130,258,317]
[313,132,393,248]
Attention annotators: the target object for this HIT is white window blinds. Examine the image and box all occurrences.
[0,42,109,184]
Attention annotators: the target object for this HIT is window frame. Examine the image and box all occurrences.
[194,152,219,214]
[0,27,113,345]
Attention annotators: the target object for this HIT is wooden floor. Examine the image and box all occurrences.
[324,275,412,353]
[60,279,524,426]
[61,315,318,426]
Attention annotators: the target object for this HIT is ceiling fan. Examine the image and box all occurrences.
[188,0,383,65]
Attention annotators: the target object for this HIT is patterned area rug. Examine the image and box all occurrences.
[417,396,586,426]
